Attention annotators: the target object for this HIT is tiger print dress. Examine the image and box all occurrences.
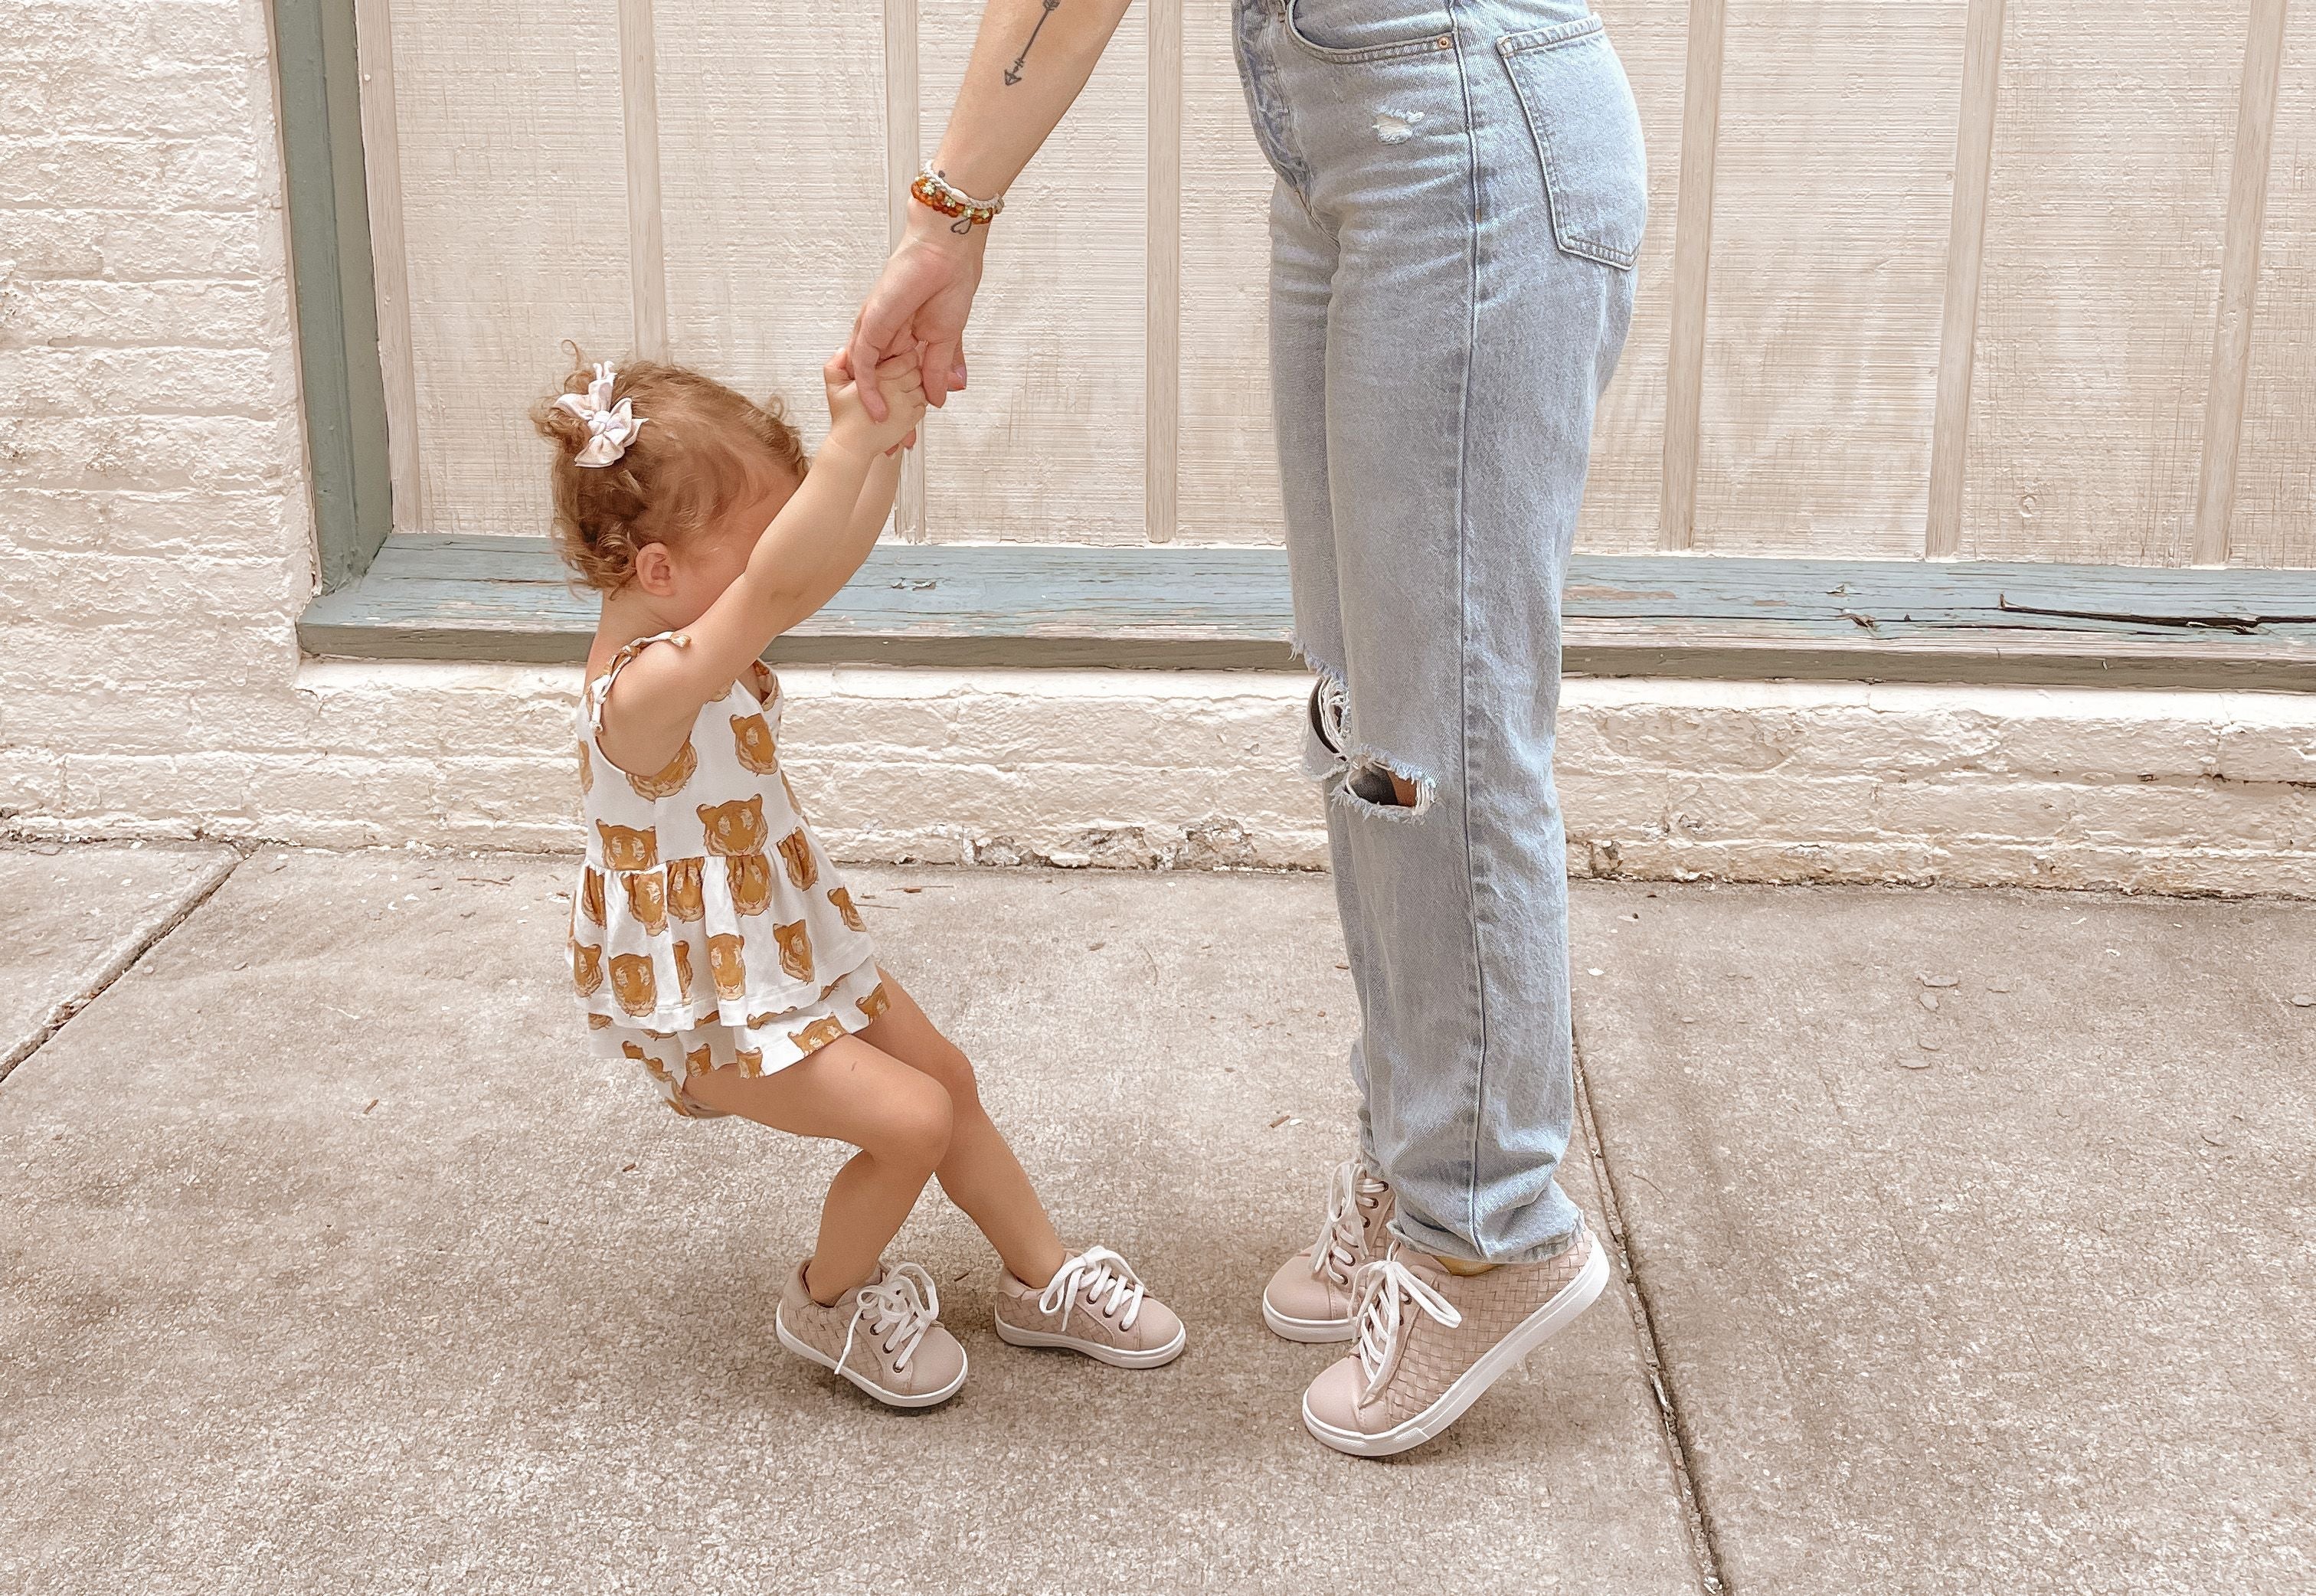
[570,630,888,1117]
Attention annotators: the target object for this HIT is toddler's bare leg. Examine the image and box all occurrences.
[861,972,1067,1289]
[682,1036,954,1304]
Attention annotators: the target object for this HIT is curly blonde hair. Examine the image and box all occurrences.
[532,348,810,592]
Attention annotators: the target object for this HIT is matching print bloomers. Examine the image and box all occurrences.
[571,631,886,1116]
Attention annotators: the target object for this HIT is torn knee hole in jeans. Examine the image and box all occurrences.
[1343,754,1434,816]
[1307,676,1434,817]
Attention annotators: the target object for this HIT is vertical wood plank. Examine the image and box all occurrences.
[1961,0,2247,564]
[1658,0,1726,552]
[653,0,888,509]
[2229,1,2316,569]
[1572,0,1687,555]
[391,0,627,534]
[352,0,423,535]
[918,0,1147,545]
[2190,0,2288,567]
[885,0,929,540]
[1924,0,2005,559]
[1692,0,1968,560]
[1145,0,1183,545]
[617,0,669,361]
[1176,0,1281,546]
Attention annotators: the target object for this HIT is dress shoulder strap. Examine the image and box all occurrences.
[584,629,689,737]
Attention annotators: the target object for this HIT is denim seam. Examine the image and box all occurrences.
[1495,15,1605,52]
[1445,0,1490,1258]
[1277,0,1457,66]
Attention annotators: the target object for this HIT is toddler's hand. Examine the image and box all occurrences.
[826,348,927,456]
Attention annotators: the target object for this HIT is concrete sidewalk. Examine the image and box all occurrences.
[3,847,2309,1594]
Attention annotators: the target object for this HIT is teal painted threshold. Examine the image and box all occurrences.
[298,534,2316,688]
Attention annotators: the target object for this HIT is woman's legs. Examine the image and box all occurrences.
[860,972,1067,1289]
[681,1036,954,1303]
[1242,0,1640,1264]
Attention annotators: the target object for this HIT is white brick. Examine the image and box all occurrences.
[0,550,299,626]
[0,64,256,138]
[0,487,296,554]
[0,414,296,491]
[4,209,267,281]
[1,279,276,348]
[0,345,279,417]
[0,134,265,211]
[0,1,254,69]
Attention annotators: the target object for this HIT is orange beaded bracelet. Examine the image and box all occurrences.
[911,168,1004,234]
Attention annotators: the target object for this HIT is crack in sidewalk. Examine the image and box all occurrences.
[1574,1033,1733,1596]
[0,847,248,1086]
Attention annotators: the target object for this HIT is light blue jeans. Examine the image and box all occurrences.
[1234,0,1644,1262]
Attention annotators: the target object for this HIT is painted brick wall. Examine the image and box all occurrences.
[3,0,2312,898]
[2,0,316,834]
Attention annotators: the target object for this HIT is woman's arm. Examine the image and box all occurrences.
[932,0,1136,200]
[846,0,1135,419]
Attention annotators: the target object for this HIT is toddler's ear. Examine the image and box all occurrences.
[633,542,678,597]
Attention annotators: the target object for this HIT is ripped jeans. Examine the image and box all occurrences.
[1235,0,1644,1261]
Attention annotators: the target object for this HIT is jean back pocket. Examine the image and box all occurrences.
[1498,17,1647,270]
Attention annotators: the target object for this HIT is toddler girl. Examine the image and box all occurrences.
[541,348,1184,1407]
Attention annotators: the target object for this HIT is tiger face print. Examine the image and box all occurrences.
[708,933,748,1000]
[666,858,705,921]
[777,828,819,891]
[731,712,780,775]
[623,1038,673,1085]
[623,868,667,935]
[571,940,604,996]
[685,1042,712,1078]
[725,852,774,916]
[626,739,698,800]
[597,821,659,872]
[826,885,866,934]
[855,983,891,1022]
[734,1045,764,1078]
[609,953,657,1017]
[697,796,768,857]
[789,1015,847,1055]
[773,920,814,983]
[579,867,607,927]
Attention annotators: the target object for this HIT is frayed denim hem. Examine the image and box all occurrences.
[1386,1211,1587,1267]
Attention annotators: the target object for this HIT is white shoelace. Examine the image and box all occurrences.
[839,1262,942,1375]
[1310,1159,1390,1287]
[1039,1246,1147,1332]
[1349,1251,1462,1401]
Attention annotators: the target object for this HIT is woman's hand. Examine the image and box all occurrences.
[846,208,987,423]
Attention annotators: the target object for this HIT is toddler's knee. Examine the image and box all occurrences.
[923,1041,980,1113]
[879,1081,954,1172]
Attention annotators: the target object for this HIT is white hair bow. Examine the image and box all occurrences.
[554,361,647,467]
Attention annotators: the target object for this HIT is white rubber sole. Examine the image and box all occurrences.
[1261,1296,1357,1344]
[774,1307,968,1409]
[992,1310,1188,1369]
[1302,1236,1611,1458]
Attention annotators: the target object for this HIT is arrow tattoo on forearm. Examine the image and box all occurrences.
[1004,0,1062,86]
